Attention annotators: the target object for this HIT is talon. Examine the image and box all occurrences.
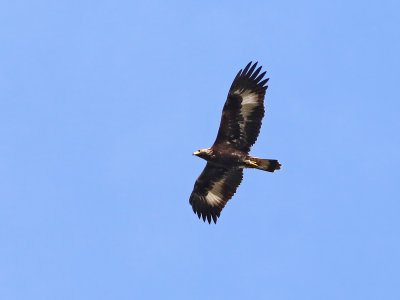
[249,161,258,167]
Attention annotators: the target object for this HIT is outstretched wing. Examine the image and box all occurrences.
[189,163,243,224]
[213,62,269,153]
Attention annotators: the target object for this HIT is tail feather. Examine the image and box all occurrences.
[252,158,281,172]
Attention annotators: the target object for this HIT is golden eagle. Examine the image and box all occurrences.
[190,62,281,223]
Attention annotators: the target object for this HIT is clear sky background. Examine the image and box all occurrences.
[1,1,399,299]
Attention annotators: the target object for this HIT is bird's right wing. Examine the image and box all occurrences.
[189,163,243,223]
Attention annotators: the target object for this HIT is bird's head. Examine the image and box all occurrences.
[193,148,212,160]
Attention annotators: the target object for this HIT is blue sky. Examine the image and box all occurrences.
[1,1,399,299]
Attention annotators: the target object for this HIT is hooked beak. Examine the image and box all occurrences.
[193,150,200,156]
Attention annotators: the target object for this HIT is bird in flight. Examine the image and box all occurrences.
[189,61,281,224]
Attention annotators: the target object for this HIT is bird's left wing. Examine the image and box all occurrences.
[189,163,243,223]
[213,62,269,153]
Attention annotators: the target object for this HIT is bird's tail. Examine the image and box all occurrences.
[249,158,281,172]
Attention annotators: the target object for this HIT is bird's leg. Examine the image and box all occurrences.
[250,161,258,167]
[246,159,259,168]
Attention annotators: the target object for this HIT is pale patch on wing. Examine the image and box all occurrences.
[240,90,260,122]
[231,90,261,131]
[204,176,227,206]
[206,191,222,206]
[240,90,259,105]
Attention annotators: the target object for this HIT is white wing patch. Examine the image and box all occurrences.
[204,176,227,206]
[206,191,222,206]
[232,90,260,131]
[240,90,259,105]
[240,90,260,122]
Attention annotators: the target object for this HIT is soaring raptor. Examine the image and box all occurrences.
[189,62,281,224]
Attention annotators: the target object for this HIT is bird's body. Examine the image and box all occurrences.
[193,147,246,168]
[194,147,279,171]
[190,62,281,223]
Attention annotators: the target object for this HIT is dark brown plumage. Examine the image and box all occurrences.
[189,62,281,224]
